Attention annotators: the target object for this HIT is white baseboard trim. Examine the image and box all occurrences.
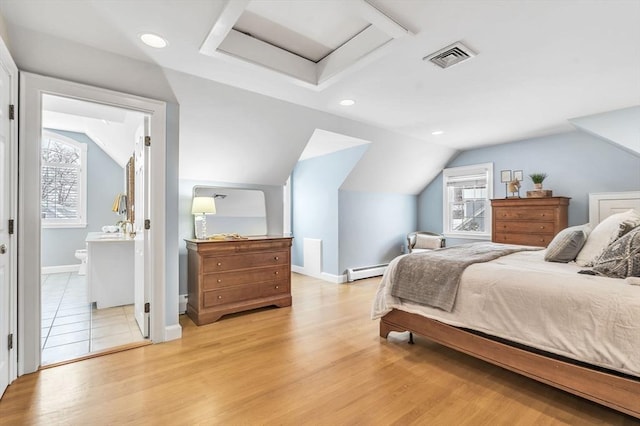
[322,272,347,284]
[164,324,182,341]
[42,264,80,275]
[179,294,188,314]
[291,265,347,284]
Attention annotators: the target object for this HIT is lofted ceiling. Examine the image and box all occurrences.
[42,95,144,168]
[1,0,639,153]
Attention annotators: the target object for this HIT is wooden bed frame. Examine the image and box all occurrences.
[380,310,640,418]
[379,191,640,418]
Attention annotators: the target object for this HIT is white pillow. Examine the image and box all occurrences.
[576,209,640,266]
[414,234,443,250]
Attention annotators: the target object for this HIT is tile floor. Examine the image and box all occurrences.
[41,272,145,365]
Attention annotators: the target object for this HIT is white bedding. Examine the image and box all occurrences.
[372,250,640,377]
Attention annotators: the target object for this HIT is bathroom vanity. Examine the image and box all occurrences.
[85,232,135,309]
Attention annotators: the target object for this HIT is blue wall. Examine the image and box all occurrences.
[339,190,416,272]
[418,131,640,245]
[291,145,368,275]
[41,129,125,267]
[292,145,418,276]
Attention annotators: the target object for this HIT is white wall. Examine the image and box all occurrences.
[570,106,640,155]
[164,67,456,193]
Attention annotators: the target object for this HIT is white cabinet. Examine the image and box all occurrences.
[85,232,134,309]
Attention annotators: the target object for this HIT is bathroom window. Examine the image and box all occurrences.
[442,162,493,239]
[41,131,88,228]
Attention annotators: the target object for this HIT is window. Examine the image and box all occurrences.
[442,163,493,239]
[41,131,87,228]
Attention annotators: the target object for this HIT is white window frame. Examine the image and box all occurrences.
[442,162,493,240]
[41,130,88,228]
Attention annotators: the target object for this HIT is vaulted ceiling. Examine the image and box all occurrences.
[0,0,638,193]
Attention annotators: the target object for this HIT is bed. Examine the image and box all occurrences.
[373,191,640,418]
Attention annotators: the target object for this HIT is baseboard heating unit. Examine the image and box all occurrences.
[346,263,389,282]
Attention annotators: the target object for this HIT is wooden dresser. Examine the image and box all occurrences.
[185,236,293,325]
[491,197,570,247]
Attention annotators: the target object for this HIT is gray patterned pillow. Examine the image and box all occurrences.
[545,225,590,263]
[593,226,640,278]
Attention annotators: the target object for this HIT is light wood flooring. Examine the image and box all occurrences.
[0,273,637,425]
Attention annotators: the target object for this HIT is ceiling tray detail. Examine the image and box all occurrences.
[199,0,411,89]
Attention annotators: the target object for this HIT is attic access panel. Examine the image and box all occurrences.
[199,0,410,88]
[234,1,371,63]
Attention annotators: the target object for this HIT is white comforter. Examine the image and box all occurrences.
[372,250,640,377]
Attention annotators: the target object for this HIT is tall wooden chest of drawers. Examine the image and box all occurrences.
[491,197,570,247]
[185,236,293,325]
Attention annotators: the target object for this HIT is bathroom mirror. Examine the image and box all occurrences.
[192,186,267,236]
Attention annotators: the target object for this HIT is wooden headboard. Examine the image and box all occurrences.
[589,191,640,226]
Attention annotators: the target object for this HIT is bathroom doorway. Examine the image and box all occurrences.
[39,95,149,365]
[19,72,169,375]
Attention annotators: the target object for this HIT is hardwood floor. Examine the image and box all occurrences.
[0,273,637,425]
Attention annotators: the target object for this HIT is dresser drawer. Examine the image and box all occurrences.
[494,208,556,221]
[203,285,258,307]
[494,220,555,234]
[494,232,552,247]
[203,250,288,273]
[203,266,289,290]
[260,281,290,298]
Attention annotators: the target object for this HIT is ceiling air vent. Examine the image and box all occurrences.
[423,41,476,69]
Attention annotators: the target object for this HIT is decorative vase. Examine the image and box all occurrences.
[534,183,543,190]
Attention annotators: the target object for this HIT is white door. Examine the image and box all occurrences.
[0,40,17,397]
[134,117,150,338]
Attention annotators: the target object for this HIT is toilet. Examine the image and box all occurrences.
[75,249,87,275]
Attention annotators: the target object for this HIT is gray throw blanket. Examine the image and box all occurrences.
[390,242,542,312]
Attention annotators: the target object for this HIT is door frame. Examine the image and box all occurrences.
[0,32,18,390]
[19,72,168,374]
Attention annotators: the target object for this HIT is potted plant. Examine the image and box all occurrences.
[529,173,547,190]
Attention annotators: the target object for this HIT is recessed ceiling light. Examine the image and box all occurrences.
[431,130,444,135]
[339,99,355,106]
[140,33,167,49]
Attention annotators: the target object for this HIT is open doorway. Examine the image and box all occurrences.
[39,95,149,365]
[19,72,169,375]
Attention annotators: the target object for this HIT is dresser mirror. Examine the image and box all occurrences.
[192,186,267,236]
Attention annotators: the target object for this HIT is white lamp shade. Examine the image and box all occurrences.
[191,196,216,215]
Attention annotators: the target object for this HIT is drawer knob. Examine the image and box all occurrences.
[540,226,545,229]
[541,213,545,217]
[274,271,279,275]
[217,295,222,299]
[217,262,222,266]
[274,256,279,261]
[275,285,279,289]
[217,279,222,283]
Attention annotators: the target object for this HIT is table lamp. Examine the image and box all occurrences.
[191,196,216,239]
